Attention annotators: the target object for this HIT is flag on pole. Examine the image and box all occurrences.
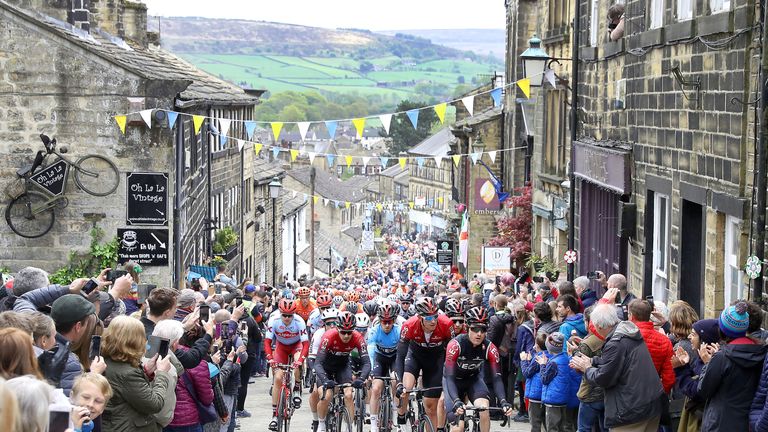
[458,211,469,268]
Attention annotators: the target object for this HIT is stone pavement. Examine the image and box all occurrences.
[239,375,531,431]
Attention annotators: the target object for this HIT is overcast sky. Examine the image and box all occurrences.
[141,0,506,30]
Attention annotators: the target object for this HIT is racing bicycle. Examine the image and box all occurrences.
[321,382,353,432]
[5,134,119,238]
[399,386,442,432]
[272,363,300,432]
[374,376,397,432]
[455,405,506,432]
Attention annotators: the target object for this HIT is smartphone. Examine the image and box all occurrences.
[49,410,70,432]
[137,284,156,305]
[586,271,599,280]
[107,269,128,282]
[622,304,629,319]
[158,339,170,358]
[83,279,99,295]
[146,335,169,358]
[646,295,655,310]
[235,296,244,307]
[532,276,544,283]
[240,321,248,334]
[89,335,101,360]
[199,304,210,322]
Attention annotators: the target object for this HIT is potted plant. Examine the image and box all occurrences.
[525,254,562,281]
[213,226,238,261]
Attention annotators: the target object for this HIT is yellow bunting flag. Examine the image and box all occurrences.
[193,115,205,135]
[409,202,415,209]
[399,157,407,169]
[271,122,283,141]
[254,143,263,155]
[352,118,366,138]
[114,115,127,134]
[376,203,383,211]
[518,78,531,99]
[345,155,353,167]
[290,149,299,162]
[345,201,351,209]
[452,154,461,167]
[313,196,319,205]
[437,197,444,205]
[434,103,447,124]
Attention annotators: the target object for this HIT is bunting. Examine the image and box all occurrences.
[308,152,317,164]
[237,139,244,152]
[167,111,179,129]
[416,157,425,168]
[461,95,475,116]
[399,157,407,170]
[327,154,335,167]
[345,155,353,168]
[490,88,503,107]
[290,149,299,162]
[470,152,481,164]
[325,121,338,138]
[380,157,390,168]
[545,69,557,88]
[271,122,283,141]
[406,109,419,129]
[114,115,127,134]
[139,109,153,128]
[271,147,280,159]
[434,103,447,124]
[245,121,257,139]
[193,115,205,135]
[518,78,531,99]
[488,151,497,163]
[297,122,311,140]
[452,154,461,167]
[352,118,366,138]
[433,155,443,166]
[254,142,263,155]
[379,114,393,135]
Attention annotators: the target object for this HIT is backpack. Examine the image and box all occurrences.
[498,318,517,357]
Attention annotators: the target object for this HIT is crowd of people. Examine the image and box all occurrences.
[1,235,768,432]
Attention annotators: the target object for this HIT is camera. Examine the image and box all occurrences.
[587,271,600,280]
[83,279,100,295]
[532,276,544,283]
[106,269,128,282]
[608,21,618,30]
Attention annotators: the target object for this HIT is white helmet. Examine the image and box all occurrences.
[332,295,344,307]
[322,308,339,321]
[355,313,370,329]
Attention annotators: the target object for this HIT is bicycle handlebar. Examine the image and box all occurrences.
[461,405,505,412]
[319,382,354,400]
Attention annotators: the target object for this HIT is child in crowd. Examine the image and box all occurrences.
[69,373,113,432]
[521,332,550,432]
[540,331,581,432]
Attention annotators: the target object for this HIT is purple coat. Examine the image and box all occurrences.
[169,346,214,427]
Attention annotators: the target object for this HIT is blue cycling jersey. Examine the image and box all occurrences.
[366,323,401,364]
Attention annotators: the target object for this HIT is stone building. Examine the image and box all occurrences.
[281,192,308,282]
[246,158,285,286]
[0,0,259,288]
[406,127,454,238]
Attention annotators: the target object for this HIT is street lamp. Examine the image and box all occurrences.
[268,177,282,286]
[520,35,550,87]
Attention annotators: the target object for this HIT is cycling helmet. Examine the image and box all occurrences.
[414,297,438,317]
[387,294,399,303]
[444,298,464,318]
[321,308,339,321]
[332,295,345,307]
[378,302,398,321]
[337,311,356,331]
[316,293,334,308]
[347,291,360,303]
[399,292,414,304]
[344,302,359,314]
[366,291,377,302]
[363,300,379,317]
[278,298,297,314]
[355,313,370,329]
[296,287,311,298]
[465,306,489,326]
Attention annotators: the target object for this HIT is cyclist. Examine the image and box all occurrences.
[308,308,339,432]
[443,306,513,432]
[445,298,467,335]
[265,298,310,431]
[363,299,379,323]
[294,286,317,323]
[314,311,371,432]
[395,297,454,430]
[399,293,415,320]
[308,293,335,335]
[367,301,402,432]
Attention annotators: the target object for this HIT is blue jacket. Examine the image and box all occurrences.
[559,314,587,344]
[750,352,768,432]
[522,352,550,402]
[541,352,581,408]
[581,289,598,309]
[513,320,535,368]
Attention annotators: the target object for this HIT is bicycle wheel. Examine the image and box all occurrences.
[277,386,291,432]
[418,415,435,432]
[73,155,119,196]
[354,388,365,432]
[5,191,55,238]
[379,392,392,432]
[335,405,353,432]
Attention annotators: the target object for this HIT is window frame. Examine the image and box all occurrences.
[724,215,744,305]
[652,193,670,301]
[650,0,664,29]
[677,0,693,21]
[589,0,600,46]
[710,0,730,14]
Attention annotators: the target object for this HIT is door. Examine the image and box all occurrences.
[579,182,627,282]
[679,200,705,316]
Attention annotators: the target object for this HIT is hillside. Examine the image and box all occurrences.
[378,29,506,59]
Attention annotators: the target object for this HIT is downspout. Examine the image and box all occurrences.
[752,0,768,300]
[567,0,582,281]
[293,213,298,280]
[206,107,213,258]
[239,129,245,277]
[173,111,183,289]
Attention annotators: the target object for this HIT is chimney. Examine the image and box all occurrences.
[68,0,90,32]
[89,0,124,38]
[122,1,148,47]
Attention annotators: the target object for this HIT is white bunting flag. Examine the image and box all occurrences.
[139,109,153,128]
[461,96,475,116]
[488,150,497,163]
[237,139,245,152]
[297,122,311,140]
[470,152,481,164]
[219,118,232,138]
[362,156,371,167]
[323,198,329,206]
[545,69,557,88]
[433,155,443,166]
[308,152,317,164]
[379,114,393,135]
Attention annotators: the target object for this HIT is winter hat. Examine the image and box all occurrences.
[693,319,720,344]
[177,289,197,309]
[719,302,750,339]
[545,331,565,354]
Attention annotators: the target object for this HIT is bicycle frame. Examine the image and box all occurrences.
[275,364,296,431]
[457,405,504,432]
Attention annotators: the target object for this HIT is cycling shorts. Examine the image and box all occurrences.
[443,376,490,424]
[323,363,353,385]
[404,350,444,398]
[372,354,396,378]
[273,341,302,364]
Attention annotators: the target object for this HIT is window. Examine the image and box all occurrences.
[724,216,744,305]
[710,0,730,13]
[650,0,664,29]
[652,193,670,301]
[677,0,692,20]
[544,90,567,176]
[548,0,569,31]
[589,0,599,46]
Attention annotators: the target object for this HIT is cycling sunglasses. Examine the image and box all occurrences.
[281,313,293,318]
[452,319,465,324]
[381,319,394,325]
[422,314,438,322]
[339,330,353,336]
[469,325,488,334]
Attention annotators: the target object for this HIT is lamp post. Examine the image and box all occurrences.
[268,177,282,287]
[520,35,550,87]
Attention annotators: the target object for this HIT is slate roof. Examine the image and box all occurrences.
[408,127,454,157]
[1,2,259,106]
[454,105,503,128]
[282,191,308,215]
[299,228,360,273]
[286,166,372,203]
[379,164,407,177]
[252,157,285,183]
[342,226,363,241]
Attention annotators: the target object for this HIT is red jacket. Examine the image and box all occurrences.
[169,346,214,427]
[633,320,675,393]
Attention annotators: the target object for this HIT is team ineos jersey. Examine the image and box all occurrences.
[265,314,309,346]
[314,328,371,382]
[444,334,502,380]
[399,314,454,350]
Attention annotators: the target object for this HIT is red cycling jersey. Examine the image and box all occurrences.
[314,328,371,382]
[399,313,454,349]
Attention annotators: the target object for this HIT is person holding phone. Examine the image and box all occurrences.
[69,373,113,432]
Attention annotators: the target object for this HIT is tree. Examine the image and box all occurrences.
[359,61,374,73]
[486,186,532,265]
[385,100,438,155]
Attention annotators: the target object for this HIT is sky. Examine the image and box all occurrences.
[141,0,507,31]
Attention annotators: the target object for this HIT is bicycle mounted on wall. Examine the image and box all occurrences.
[4,134,119,238]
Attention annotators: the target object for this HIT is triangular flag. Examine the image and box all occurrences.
[166,111,179,129]
[380,157,390,168]
[452,154,461,167]
[245,121,257,139]
[545,69,557,88]
[325,121,337,138]
[406,109,419,129]
[517,78,531,99]
[254,143,263,155]
[490,88,503,107]
[297,122,311,140]
[323,198,329,206]
[376,203,383,211]
[345,155,353,167]
[471,153,481,164]
[271,147,281,160]
[488,150,497,163]
[326,154,335,167]
[434,103,447,124]
[461,95,475,116]
[193,115,205,135]
[220,134,228,146]
[334,200,341,207]
[437,197,444,204]
[313,196,319,205]
[345,201,351,209]
[219,118,231,138]
[362,156,371,167]
[379,114,393,135]
[290,149,299,162]
[271,122,283,141]
[237,139,244,152]
[433,155,443,166]
[292,190,297,198]
[303,193,308,201]
[352,118,366,138]
[139,109,153,128]
[308,152,317,164]
[114,115,127,134]
[409,202,415,209]
[416,157,424,168]
[399,157,407,169]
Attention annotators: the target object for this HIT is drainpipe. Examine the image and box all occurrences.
[567,0,582,282]
[752,0,768,301]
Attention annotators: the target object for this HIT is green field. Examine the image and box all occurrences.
[182,53,499,100]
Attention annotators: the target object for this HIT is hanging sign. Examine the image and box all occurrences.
[126,172,168,226]
[436,240,454,265]
[117,228,169,266]
[563,250,578,264]
[482,247,511,276]
[29,160,68,196]
[745,255,762,280]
